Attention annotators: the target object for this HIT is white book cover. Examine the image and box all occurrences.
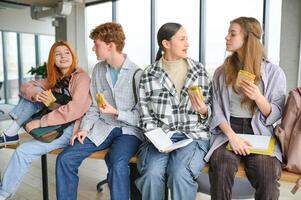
[236,134,271,150]
[144,128,193,153]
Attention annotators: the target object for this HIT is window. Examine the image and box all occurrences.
[117,0,151,68]
[39,35,55,65]
[0,32,3,103]
[21,33,36,80]
[266,0,282,65]
[156,0,200,60]
[205,0,263,76]
[3,32,19,104]
[86,2,112,73]
[0,32,3,81]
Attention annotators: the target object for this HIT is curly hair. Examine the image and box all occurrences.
[89,22,126,52]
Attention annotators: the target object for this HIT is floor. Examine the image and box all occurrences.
[1,119,301,200]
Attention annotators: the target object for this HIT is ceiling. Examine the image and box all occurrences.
[0,0,103,8]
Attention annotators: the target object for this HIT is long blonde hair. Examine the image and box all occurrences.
[223,17,266,113]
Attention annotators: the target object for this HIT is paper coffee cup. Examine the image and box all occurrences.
[96,93,105,108]
[188,86,205,101]
[236,70,256,87]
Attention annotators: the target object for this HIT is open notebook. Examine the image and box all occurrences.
[144,128,193,153]
[226,134,276,156]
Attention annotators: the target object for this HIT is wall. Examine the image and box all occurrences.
[0,6,54,35]
[280,0,301,91]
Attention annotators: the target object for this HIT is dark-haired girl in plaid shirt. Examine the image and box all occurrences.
[135,22,211,200]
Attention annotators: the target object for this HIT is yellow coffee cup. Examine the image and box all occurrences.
[188,86,205,101]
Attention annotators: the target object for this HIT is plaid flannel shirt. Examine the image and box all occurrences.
[139,58,211,140]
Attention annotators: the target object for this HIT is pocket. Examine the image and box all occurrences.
[136,142,150,174]
[186,140,209,179]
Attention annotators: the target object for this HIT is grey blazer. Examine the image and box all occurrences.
[204,61,286,162]
[80,56,143,146]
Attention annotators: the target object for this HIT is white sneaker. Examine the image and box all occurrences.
[0,195,6,200]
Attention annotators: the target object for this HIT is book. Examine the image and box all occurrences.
[226,134,276,156]
[144,128,193,153]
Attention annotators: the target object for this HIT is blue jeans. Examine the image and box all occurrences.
[56,128,141,200]
[9,97,44,126]
[135,133,209,200]
[0,98,74,198]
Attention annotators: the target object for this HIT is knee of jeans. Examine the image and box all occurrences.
[56,150,73,168]
[168,166,191,184]
[142,167,166,182]
[15,142,32,159]
[108,158,129,172]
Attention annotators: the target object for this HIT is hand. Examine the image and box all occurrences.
[188,93,208,115]
[239,80,262,101]
[228,134,252,156]
[25,120,40,133]
[70,130,88,145]
[98,96,118,116]
[33,90,53,105]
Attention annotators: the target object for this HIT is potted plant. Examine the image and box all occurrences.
[28,62,47,79]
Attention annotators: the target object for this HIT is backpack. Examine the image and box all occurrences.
[275,87,301,194]
[132,68,143,103]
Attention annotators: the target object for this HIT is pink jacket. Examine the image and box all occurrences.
[20,68,92,131]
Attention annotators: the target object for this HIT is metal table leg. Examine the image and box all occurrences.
[41,154,49,200]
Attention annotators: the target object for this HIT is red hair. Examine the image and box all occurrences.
[46,41,78,89]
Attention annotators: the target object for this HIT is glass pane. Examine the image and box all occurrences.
[39,35,55,65]
[266,0,282,65]
[0,32,4,104]
[206,0,263,76]
[4,32,19,104]
[21,33,35,81]
[0,32,3,81]
[117,0,151,68]
[156,0,200,61]
[86,2,112,73]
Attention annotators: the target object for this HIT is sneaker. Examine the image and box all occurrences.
[0,133,19,147]
[0,195,7,200]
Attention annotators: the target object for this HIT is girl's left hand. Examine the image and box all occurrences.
[239,80,262,101]
[25,120,40,133]
[189,93,208,115]
[98,96,118,116]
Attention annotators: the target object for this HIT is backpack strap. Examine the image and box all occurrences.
[132,68,143,104]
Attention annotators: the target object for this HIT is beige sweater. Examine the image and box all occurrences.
[162,58,188,100]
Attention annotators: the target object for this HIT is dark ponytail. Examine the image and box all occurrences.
[155,47,163,61]
[155,22,182,61]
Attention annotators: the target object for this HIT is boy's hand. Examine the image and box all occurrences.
[70,130,88,145]
[98,96,118,116]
